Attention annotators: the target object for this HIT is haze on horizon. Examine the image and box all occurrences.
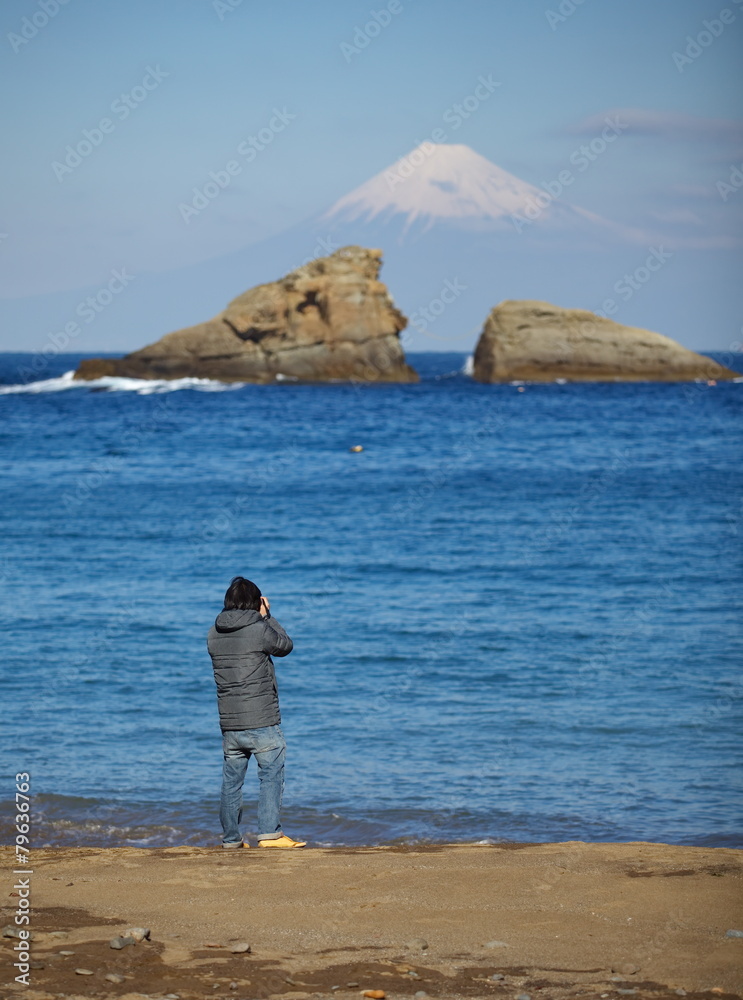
[0,0,741,354]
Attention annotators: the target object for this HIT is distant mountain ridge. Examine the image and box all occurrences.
[324,142,544,231]
[321,141,623,239]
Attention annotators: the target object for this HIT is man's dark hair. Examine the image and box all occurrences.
[224,576,262,611]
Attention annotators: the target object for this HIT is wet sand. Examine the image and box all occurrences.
[2,841,742,1000]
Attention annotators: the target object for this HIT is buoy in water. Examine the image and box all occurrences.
[350,445,364,452]
[517,386,525,392]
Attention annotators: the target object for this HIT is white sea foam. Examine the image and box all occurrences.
[461,354,474,376]
[0,370,245,395]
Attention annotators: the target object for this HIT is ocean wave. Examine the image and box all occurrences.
[0,370,246,395]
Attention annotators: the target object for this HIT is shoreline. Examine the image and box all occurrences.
[3,840,742,999]
[6,837,743,851]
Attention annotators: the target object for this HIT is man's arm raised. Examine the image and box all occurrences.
[259,596,293,657]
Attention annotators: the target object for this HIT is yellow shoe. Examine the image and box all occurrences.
[258,835,307,848]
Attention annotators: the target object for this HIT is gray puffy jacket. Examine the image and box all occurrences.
[207,608,293,731]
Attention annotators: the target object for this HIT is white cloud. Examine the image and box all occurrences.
[568,108,743,144]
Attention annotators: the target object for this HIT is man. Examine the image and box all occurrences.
[207,575,306,848]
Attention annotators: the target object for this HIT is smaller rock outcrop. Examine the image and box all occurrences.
[472,300,740,383]
[74,246,418,384]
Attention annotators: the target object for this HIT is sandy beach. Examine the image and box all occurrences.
[2,841,742,1000]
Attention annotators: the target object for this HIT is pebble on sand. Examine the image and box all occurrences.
[230,941,251,953]
[725,929,743,938]
[516,993,531,1000]
[362,992,386,999]
[490,973,505,981]
[75,968,95,975]
[124,926,151,942]
[104,973,126,984]
[414,992,428,998]
[2,924,33,940]
[484,939,509,948]
[406,937,429,950]
[110,935,136,949]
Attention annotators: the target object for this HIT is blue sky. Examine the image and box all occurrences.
[1,0,742,351]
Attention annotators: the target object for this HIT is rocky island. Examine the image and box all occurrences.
[473,300,740,383]
[74,246,418,384]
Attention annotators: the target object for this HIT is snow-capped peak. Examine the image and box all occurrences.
[323,142,544,230]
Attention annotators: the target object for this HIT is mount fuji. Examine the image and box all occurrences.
[326,142,539,232]
[320,142,626,241]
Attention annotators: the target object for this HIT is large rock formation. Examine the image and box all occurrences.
[74,246,418,383]
[473,300,740,383]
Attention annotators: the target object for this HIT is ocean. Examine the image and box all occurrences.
[1,351,741,849]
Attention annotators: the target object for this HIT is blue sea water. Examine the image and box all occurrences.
[0,351,741,849]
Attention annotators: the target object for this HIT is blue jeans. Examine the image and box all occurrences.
[220,725,286,844]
